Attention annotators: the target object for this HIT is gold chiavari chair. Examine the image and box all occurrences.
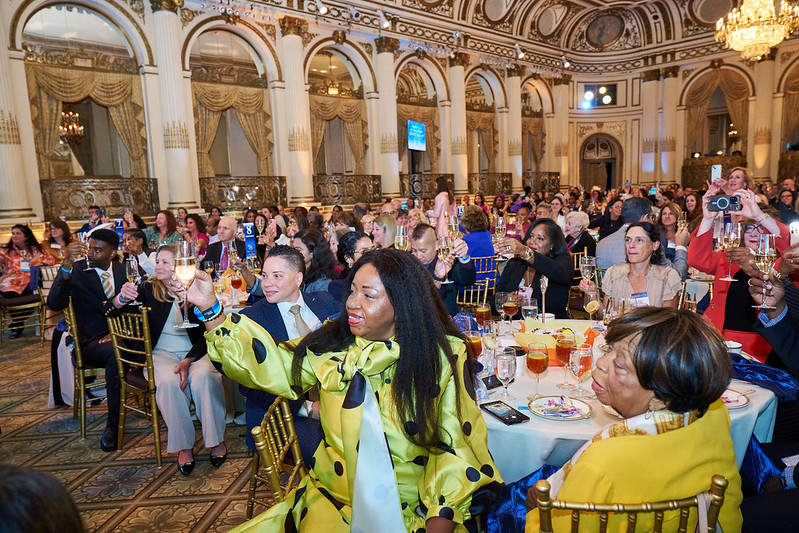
[457,279,490,314]
[472,255,499,292]
[247,396,308,519]
[107,307,162,466]
[0,275,47,348]
[595,268,607,299]
[534,474,728,533]
[63,298,107,439]
[39,264,62,338]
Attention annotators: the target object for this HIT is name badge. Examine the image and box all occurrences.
[20,260,31,272]
[630,291,650,306]
[518,286,533,299]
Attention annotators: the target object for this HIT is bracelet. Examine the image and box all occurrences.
[61,265,72,275]
[756,213,771,224]
[117,294,130,305]
[783,465,797,490]
[193,299,222,321]
[523,248,535,262]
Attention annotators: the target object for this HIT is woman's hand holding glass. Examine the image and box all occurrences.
[116,281,140,308]
[497,237,526,257]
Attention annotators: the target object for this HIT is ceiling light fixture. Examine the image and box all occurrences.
[561,55,571,69]
[314,0,328,15]
[514,44,525,60]
[377,10,390,29]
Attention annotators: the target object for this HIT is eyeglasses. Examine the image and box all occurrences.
[742,224,767,234]
[382,210,397,216]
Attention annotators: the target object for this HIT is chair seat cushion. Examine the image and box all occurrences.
[125,369,149,389]
[0,294,41,307]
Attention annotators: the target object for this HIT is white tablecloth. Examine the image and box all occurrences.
[481,326,777,483]
[685,276,712,303]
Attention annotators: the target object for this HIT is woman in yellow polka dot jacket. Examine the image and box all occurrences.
[179,248,504,533]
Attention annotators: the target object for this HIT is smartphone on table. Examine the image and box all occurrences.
[480,400,530,425]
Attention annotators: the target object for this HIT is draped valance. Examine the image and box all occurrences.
[309,94,368,174]
[467,110,497,172]
[684,69,750,154]
[522,117,545,170]
[396,103,441,172]
[26,64,147,179]
[783,68,799,151]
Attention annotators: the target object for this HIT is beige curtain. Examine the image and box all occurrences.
[467,110,497,172]
[522,117,543,171]
[192,82,274,176]
[194,102,223,177]
[310,113,327,166]
[718,70,750,147]
[309,95,368,173]
[783,68,799,149]
[396,104,441,172]
[26,65,148,178]
[685,70,721,153]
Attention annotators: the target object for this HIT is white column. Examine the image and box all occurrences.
[751,56,775,180]
[449,53,469,195]
[375,37,400,197]
[151,2,199,209]
[640,69,660,183]
[770,93,783,180]
[0,20,37,221]
[660,66,679,181]
[438,101,452,174]
[506,65,523,191]
[140,66,169,208]
[278,16,314,205]
[552,75,570,185]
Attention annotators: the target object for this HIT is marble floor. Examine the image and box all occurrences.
[0,334,273,532]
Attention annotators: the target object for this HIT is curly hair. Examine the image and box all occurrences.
[293,229,338,284]
[460,205,490,233]
[5,224,42,254]
[625,222,663,265]
[292,248,466,452]
[657,202,682,230]
[186,213,206,235]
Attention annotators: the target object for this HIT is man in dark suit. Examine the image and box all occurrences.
[409,223,476,316]
[204,216,246,269]
[238,245,338,462]
[47,229,130,452]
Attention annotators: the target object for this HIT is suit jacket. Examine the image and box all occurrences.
[754,281,799,378]
[426,258,476,316]
[47,259,126,346]
[107,282,207,361]
[205,239,246,266]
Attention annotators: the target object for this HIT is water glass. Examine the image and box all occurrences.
[495,348,517,399]
[521,299,539,321]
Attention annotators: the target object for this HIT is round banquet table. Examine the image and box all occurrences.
[480,320,777,483]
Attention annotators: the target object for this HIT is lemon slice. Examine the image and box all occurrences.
[585,301,600,314]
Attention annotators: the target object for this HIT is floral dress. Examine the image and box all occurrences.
[205,314,504,532]
[0,247,56,294]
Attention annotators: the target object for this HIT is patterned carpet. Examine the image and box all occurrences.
[0,335,272,532]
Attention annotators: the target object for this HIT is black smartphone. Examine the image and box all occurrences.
[480,400,530,425]
[707,195,741,212]
[482,375,504,390]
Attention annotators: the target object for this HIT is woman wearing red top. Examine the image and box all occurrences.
[687,187,789,362]
[0,225,56,338]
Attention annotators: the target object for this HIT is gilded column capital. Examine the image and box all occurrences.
[375,37,399,54]
[660,66,679,79]
[150,0,182,14]
[553,74,571,86]
[448,52,470,68]
[280,16,307,37]
[506,64,525,78]
[641,68,660,82]
[332,30,347,45]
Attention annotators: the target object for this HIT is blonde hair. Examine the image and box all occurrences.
[728,166,754,191]
[147,244,178,304]
[374,214,397,248]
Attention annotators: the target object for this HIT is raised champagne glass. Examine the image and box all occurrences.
[174,241,198,329]
[753,233,777,310]
[125,257,142,306]
[394,225,409,251]
[677,212,688,231]
[720,222,741,282]
[580,256,596,284]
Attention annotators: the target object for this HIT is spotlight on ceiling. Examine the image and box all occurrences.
[514,44,525,60]
[602,94,612,105]
[453,30,461,39]
[561,55,571,69]
[347,6,362,20]
[377,10,390,29]
[314,0,328,15]
[584,91,594,101]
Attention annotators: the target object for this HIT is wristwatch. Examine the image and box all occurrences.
[522,247,534,262]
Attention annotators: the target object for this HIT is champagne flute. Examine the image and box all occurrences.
[495,348,516,400]
[255,216,266,234]
[174,241,198,329]
[526,342,549,400]
[436,237,453,283]
[481,325,497,376]
[493,292,509,332]
[580,256,596,283]
[494,216,506,241]
[677,212,688,231]
[570,343,594,398]
[226,241,239,268]
[76,232,92,271]
[203,260,215,278]
[394,225,409,251]
[584,291,600,326]
[448,214,460,239]
[753,234,777,310]
[720,222,742,282]
[125,257,142,306]
[555,333,575,390]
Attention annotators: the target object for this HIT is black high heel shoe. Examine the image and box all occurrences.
[210,444,227,468]
[178,453,195,476]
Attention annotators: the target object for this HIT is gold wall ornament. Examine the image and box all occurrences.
[301,30,318,48]
[358,41,374,56]
[191,66,267,87]
[180,8,199,28]
[577,123,595,139]
[280,16,308,37]
[641,68,661,82]
[506,64,525,78]
[223,12,240,25]
[22,45,138,74]
[125,0,146,20]
[332,30,347,45]
[451,137,467,155]
[381,133,398,153]
[164,120,189,149]
[0,110,22,145]
[288,128,309,152]
[374,37,399,54]
[754,127,772,145]
[257,23,277,43]
[661,136,676,152]
[508,139,522,156]
[660,65,679,78]
[150,0,183,14]
[642,137,658,153]
[448,52,470,68]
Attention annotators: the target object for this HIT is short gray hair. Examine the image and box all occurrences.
[565,210,590,232]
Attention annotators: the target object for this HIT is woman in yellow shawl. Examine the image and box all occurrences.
[179,248,503,532]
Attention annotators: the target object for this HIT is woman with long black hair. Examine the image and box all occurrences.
[292,229,338,293]
[178,248,503,533]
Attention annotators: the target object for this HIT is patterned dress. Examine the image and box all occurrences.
[205,314,504,532]
[0,247,56,294]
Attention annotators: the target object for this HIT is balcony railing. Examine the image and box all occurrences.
[313,174,382,205]
[199,176,287,212]
[522,171,561,193]
[399,173,454,199]
[39,176,160,220]
[468,173,512,196]
[681,155,746,191]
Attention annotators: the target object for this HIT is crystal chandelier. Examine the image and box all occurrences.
[59,111,84,141]
[716,0,799,61]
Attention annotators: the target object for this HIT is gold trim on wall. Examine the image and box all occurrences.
[164,120,189,149]
[0,111,22,145]
[451,137,467,155]
[288,128,309,152]
[380,133,398,154]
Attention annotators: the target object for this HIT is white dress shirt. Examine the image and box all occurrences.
[276,294,321,340]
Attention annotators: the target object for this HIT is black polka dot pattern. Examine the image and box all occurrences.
[300,507,308,521]
[462,421,472,436]
[480,464,494,478]
[252,338,267,364]
[342,373,366,409]
[385,377,391,384]
[463,360,477,400]
[438,507,455,520]
[404,421,418,435]
[334,461,344,476]
[230,313,241,323]
[384,340,392,349]
[412,455,428,466]
[220,327,231,336]
[438,495,445,505]
[465,467,480,482]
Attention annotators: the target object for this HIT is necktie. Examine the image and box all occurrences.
[220,246,229,271]
[289,304,312,337]
[100,271,114,299]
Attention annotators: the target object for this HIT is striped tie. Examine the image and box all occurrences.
[100,271,114,299]
[289,304,312,337]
